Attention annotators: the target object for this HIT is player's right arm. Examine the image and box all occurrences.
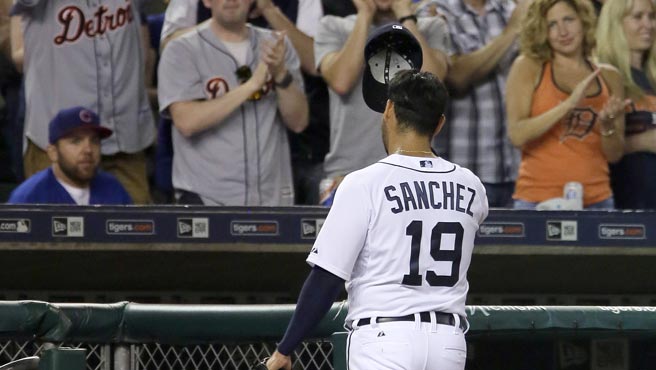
[158,39,269,138]
[317,0,375,95]
[267,174,370,367]
[271,266,344,362]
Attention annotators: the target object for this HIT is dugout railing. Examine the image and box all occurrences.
[1,301,655,370]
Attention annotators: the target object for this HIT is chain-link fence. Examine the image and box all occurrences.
[132,340,334,370]
[0,339,334,370]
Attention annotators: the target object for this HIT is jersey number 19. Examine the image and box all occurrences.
[402,221,463,287]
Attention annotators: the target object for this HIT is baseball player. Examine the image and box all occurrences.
[157,0,308,205]
[265,25,489,370]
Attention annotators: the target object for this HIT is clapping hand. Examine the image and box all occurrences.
[261,31,287,82]
[598,95,631,127]
[565,69,601,110]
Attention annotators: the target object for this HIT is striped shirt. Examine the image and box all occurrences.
[419,0,520,183]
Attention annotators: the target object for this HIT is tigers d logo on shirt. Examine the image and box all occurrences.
[561,107,596,140]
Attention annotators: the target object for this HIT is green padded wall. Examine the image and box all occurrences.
[38,348,85,370]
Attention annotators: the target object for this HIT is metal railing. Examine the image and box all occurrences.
[2,302,656,370]
[0,340,333,370]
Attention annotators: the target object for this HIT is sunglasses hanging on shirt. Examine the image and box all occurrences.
[235,65,263,101]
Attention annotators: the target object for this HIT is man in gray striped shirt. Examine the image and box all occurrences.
[419,0,530,207]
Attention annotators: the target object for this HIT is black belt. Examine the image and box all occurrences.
[352,312,466,331]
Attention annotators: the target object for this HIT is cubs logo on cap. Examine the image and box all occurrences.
[48,106,113,144]
[362,23,423,113]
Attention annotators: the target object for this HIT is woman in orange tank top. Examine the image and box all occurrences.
[505,0,627,209]
[597,0,656,209]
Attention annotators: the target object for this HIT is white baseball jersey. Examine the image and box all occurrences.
[15,0,155,155]
[307,154,488,322]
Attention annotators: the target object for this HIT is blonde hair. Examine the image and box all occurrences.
[596,0,656,98]
[520,0,597,63]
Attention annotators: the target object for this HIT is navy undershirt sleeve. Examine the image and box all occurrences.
[277,266,345,356]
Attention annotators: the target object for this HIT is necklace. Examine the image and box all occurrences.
[396,149,435,156]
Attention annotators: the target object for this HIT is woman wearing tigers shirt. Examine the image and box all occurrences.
[505,0,626,209]
[597,0,656,209]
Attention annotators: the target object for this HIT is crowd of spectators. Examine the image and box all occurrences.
[0,0,655,209]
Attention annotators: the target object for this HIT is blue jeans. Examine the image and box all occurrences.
[513,197,615,210]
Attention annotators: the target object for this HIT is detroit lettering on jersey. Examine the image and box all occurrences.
[384,181,477,217]
[205,77,274,99]
[54,0,134,45]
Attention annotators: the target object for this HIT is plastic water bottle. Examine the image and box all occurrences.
[563,182,583,210]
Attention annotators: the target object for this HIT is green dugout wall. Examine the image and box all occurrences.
[0,301,655,369]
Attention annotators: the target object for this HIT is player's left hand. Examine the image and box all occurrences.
[265,351,292,370]
[261,31,287,82]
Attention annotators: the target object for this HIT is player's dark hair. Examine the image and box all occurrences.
[388,70,448,136]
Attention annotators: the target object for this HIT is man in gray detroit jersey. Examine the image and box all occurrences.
[314,0,451,204]
[265,25,488,370]
[12,0,156,204]
[158,0,308,205]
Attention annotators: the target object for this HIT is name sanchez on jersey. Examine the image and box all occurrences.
[384,180,477,217]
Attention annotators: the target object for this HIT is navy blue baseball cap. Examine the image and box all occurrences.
[48,107,113,144]
[362,23,423,113]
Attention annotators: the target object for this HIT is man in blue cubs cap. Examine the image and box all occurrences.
[8,107,132,205]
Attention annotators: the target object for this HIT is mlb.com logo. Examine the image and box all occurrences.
[0,219,31,233]
[300,218,325,239]
[52,217,84,237]
[177,218,209,238]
